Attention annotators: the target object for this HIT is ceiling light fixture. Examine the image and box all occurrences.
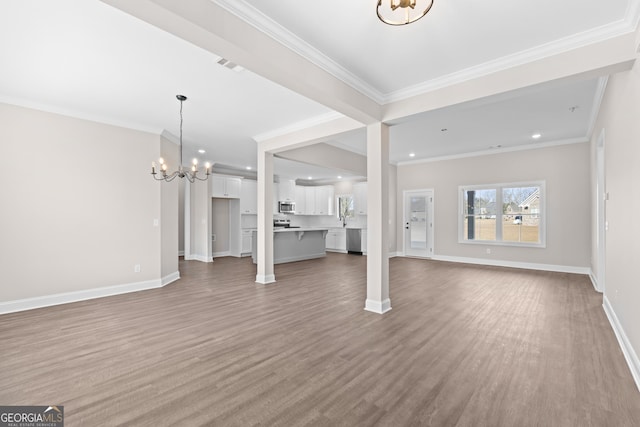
[152,95,211,183]
[532,133,542,139]
[246,166,252,170]
[409,153,416,157]
[198,149,206,154]
[377,0,434,26]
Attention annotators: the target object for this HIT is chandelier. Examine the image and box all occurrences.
[377,0,434,26]
[152,95,211,182]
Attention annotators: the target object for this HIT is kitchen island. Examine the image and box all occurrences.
[252,228,328,264]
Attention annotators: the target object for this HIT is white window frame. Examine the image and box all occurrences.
[458,181,546,248]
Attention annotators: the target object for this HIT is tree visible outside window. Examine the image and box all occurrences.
[337,195,354,226]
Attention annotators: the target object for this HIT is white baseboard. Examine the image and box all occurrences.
[430,255,590,275]
[185,254,213,263]
[603,296,640,392]
[0,271,180,315]
[364,298,392,314]
[326,249,348,254]
[255,274,276,284]
[388,251,402,258]
[162,271,180,286]
[588,270,603,293]
[178,250,185,256]
[212,251,231,258]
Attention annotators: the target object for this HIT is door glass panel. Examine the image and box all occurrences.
[410,196,427,249]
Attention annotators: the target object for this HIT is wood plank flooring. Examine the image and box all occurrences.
[1,254,639,426]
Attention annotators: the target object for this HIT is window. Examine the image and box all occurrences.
[337,195,354,220]
[459,182,545,247]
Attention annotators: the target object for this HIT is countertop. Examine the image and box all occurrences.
[250,227,329,233]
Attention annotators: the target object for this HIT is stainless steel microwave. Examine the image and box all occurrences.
[278,201,295,213]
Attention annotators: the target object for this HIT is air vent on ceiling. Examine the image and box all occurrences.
[217,58,244,72]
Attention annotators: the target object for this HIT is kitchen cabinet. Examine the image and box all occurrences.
[278,179,296,202]
[314,186,334,216]
[240,180,257,214]
[295,186,306,215]
[241,229,253,255]
[353,182,367,215]
[304,186,316,215]
[326,228,346,252]
[211,175,241,198]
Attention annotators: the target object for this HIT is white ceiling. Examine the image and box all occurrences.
[1,0,638,181]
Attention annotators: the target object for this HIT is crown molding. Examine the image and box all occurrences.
[212,0,385,103]
[397,137,589,166]
[213,0,640,105]
[253,111,345,142]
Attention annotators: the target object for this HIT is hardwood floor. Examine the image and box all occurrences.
[1,254,639,426]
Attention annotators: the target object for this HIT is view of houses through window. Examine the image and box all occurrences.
[460,182,544,246]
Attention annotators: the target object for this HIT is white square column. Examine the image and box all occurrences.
[256,149,275,284]
[365,122,391,314]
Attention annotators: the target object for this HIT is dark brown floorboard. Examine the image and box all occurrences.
[1,254,639,426]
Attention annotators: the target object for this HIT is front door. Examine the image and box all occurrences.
[404,190,434,257]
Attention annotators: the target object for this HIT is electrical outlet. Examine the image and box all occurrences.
[212,234,216,241]
[134,264,141,273]
[486,248,491,254]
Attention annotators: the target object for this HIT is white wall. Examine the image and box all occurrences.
[396,143,591,270]
[0,103,177,306]
[590,56,640,387]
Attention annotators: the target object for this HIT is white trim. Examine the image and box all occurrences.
[186,254,214,263]
[397,138,588,166]
[212,251,232,258]
[364,298,392,314]
[588,270,602,293]
[326,249,348,254]
[431,255,590,275]
[0,97,163,135]
[178,250,185,257]
[0,276,176,315]
[603,296,640,392]
[162,271,181,286]
[255,274,276,284]
[212,0,638,104]
[388,251,402,258]
[586,77,609,139]
[253,111,345,142]
[402,189,435,258]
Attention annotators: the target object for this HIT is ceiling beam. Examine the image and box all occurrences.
[275,143,367,177]
[383,32,638,122]
[100,0,381,125]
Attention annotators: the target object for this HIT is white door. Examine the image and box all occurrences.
[404,190,434,257]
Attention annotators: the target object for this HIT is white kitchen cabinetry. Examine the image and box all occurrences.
[241,230,253,255]
[304,186,316,215]
[326,228,346,252]
[353,182,367,215]
[278,179,296,202]
[211,175,241,198]
[314,186,334,216]
[240,180,257,214]
[295,186,306,215]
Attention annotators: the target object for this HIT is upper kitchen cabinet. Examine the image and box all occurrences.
[295,186,306,215]
[240,180,257,214]
[353,182,367,215]
[278,179,296,202]
[315,186,334,216]
[304,186,316,215]
[211,175,241,198]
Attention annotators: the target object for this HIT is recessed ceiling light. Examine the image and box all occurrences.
[337,176,342,179]
[198,149,206,154]
[246,166,252,170]
[307,176,313,180]
[409,153,416,157]
[532,133,542,139]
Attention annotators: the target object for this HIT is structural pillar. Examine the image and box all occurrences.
[256,148,275,283]
[364,122,391,314]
